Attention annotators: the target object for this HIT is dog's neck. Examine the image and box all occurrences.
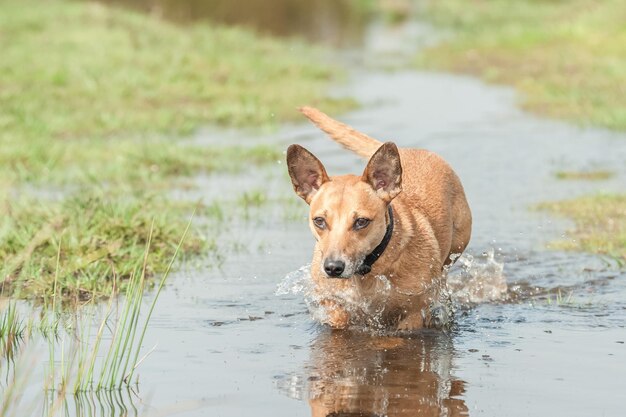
[355,205,394,276]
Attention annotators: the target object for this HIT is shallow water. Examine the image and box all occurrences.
[6,6,626,417]
[94,0,377,47]
[146,38,626,416]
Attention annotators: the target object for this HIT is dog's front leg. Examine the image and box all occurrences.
[396,303,451,331]
[396,312,425,331]
[319,299,350,329]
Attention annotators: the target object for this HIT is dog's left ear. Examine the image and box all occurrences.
[362,142,402,202]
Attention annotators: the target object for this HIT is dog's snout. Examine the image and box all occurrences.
[323,259,345,277]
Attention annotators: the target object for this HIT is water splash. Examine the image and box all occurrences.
[277,249,507,330]
[276,266,394,329]
[275,264,313,296]
[275,265,335,325]
[447,249,508,306]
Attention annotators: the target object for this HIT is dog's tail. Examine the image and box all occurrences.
[299,107,382,158]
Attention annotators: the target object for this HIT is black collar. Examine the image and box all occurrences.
[356,205,394,276]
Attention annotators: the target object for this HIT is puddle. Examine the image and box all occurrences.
[5,3,626,417]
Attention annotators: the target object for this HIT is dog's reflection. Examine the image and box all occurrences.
[306,330,468,417]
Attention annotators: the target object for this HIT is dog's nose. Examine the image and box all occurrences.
[324,259,345,277]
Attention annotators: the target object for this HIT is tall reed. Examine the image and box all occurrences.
[1,212,194,417]
[48,212,194,393]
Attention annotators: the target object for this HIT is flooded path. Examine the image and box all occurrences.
[138,68,626,416]
[136,25,626,414]
[10,8,626,417]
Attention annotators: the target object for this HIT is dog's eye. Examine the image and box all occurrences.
[354,218,370,230]
[313,217,326,229]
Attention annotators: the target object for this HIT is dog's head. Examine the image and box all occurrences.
[287,142,402,278]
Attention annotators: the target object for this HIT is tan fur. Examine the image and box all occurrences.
[299,106,381,158]
[287,108,472,330]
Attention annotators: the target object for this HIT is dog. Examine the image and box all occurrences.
[287,107,471,330]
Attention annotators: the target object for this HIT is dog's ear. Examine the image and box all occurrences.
[287,144,330,204]
[362,142,402,202]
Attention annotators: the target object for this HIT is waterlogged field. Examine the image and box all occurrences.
[4,66,625,416]
[418,0,626,264]
[419,0,626,131]
[0,0,352,301]
[1,1,357,411]
[2,2,626,417]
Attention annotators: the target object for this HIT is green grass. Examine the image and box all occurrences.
[420,1,626,260]
[0,223,186,415]
[0,192,207,300]
[0,0,353,141]
[554,170,614,181]
[419,0,626,130]
[538,194,626,261]
[0,0,354,300]
[543,288,574,307]
[0,302,25,362]
[1,140,281,187]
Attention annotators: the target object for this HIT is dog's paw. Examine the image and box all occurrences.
[326,310,350,329]
[321,300,350,329]
[425,303,452,329]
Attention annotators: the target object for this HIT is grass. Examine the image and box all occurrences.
[0,0,354,301]
[538,194,626,261]
[0,302,25,362]
[539,288,599,310]
[419,0,626,260]
[1,141,282,188]
[554,170,614,181]
[419,0,626,130]
[0,0,353,140]
[0,222,187,415]
[0,192,208,300]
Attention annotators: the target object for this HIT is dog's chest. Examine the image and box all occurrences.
[348,274,395,314]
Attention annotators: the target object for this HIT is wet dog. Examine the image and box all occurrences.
[287,107,471,330]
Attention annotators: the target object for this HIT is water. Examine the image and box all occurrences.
[6,4,626,417]
[94,0,378,47]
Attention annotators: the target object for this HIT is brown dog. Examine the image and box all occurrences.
[287,107,471,330]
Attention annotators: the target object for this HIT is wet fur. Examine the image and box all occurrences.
[287,107,472,330]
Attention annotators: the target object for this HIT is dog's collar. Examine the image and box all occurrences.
[356,205,394,276]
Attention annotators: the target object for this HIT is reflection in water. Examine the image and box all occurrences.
[281,331,468,417]
[42,388,141,417]
[95,0,374,46]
